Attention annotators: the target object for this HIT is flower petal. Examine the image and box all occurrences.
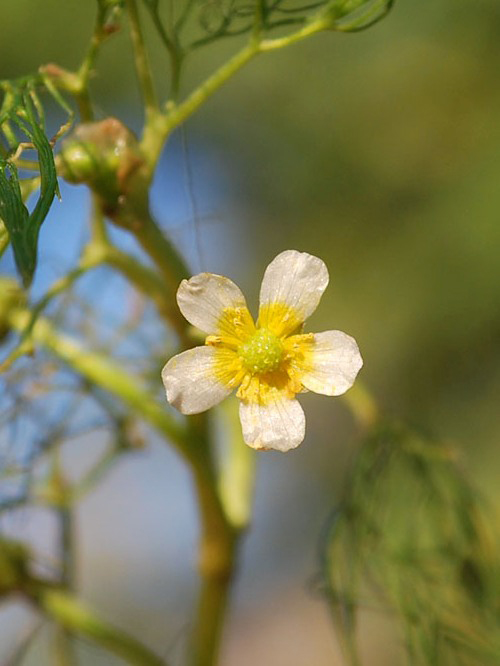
[177,272,253,336]
[299,330,363,396]
[239,395,305,452]
[162,346,233,415]
[258,250,329,336]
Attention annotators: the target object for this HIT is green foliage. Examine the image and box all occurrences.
[323,423,499,665]
[142,0,392,52]
[6,3,495,666]
[320,0,395,31]
[0,82,67,287]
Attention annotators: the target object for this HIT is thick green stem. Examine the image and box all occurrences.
[131,209,190,294]
[104,192,190,329]
[187,413,250,666]
[89,193,109,245]
[190,465,240,666]
[189,538,238,666]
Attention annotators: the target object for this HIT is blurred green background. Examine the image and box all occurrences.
[1,1,499,664]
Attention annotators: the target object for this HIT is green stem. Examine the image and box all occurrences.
[74,5,109,122]
[190,464,239,666]
[105,202,192,342]
[187,412,252,666]
[166,15,330,132]
[103,190,190,322]
[35,587,168,666]
[141,41,259,168]
[188,541,238,666]
[130,208,190,294]
[96,241,189,340]
[54,194,188,339]
[166,41,259,134]
[126,0,159,119]
[89,193,109,245]
[258,15,330,52]
[141,16,330,169]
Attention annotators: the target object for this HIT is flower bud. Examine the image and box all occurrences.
[58,118,147,211]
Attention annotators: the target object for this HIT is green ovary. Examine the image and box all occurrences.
[238,328,284,374]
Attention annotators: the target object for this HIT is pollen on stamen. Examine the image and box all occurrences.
[238,328,284,374]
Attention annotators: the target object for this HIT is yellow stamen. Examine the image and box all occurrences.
[258,302,303,337]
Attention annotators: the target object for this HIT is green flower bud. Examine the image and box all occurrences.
[58,118,146,207]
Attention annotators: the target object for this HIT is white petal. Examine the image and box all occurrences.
[162,346,233,415]
[258,250,329,329]
[300,330,363,396]
[177,273,249,334]
[239,396,305,452]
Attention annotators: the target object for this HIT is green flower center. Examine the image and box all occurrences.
[238,328,284,374]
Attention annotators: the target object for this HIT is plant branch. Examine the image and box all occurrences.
[189,454,240,666]
[141,15,331,168]
[165,41,259,135]
[186,409,254,666]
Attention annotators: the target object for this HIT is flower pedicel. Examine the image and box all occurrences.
[162,250,363,452]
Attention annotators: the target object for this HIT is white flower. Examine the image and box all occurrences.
[162,250,363,452]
